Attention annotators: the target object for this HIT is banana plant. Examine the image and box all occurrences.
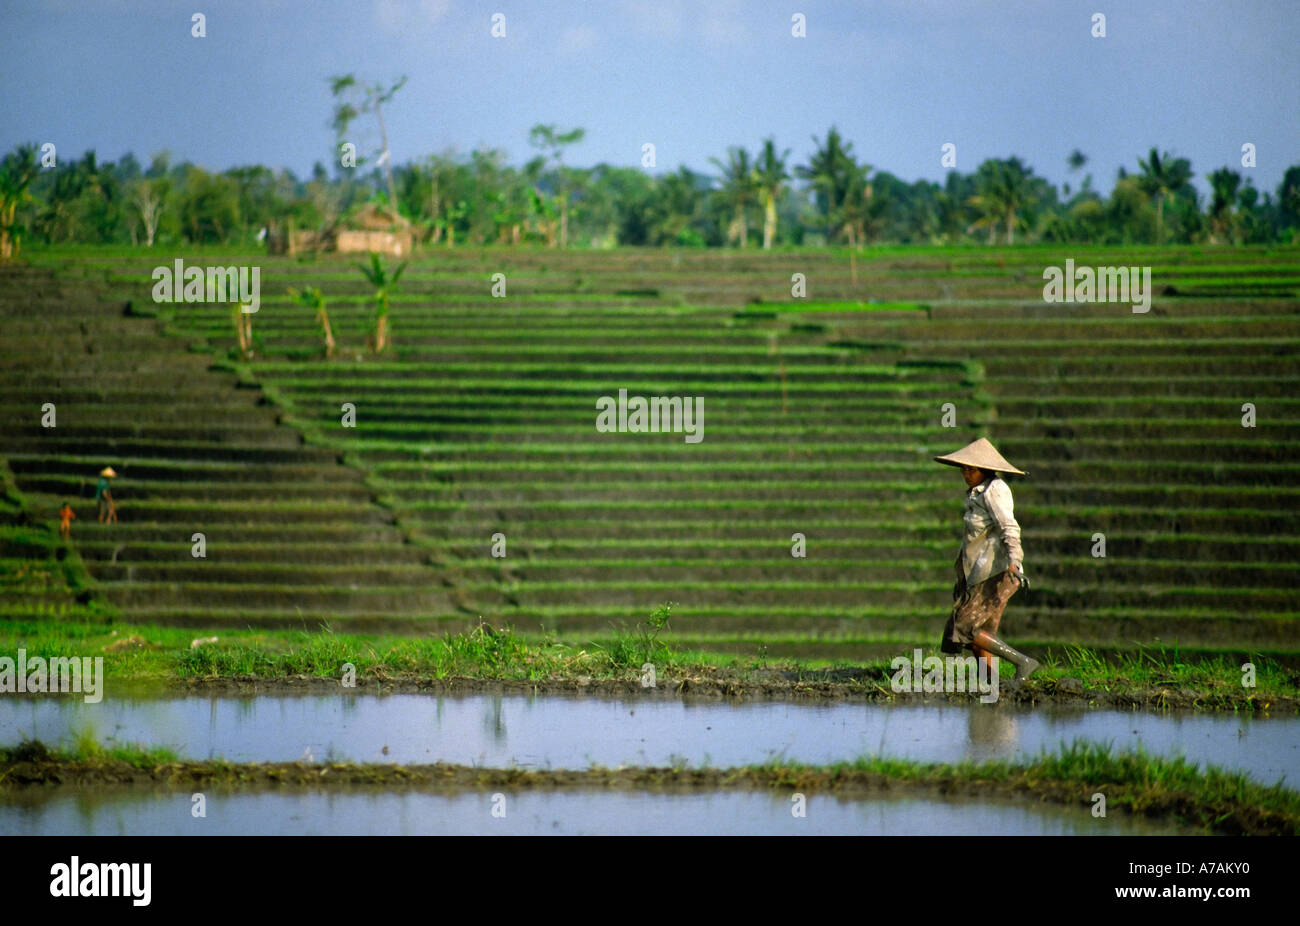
[287,285,335,357]
[230,301,254,359]
[356,252,407,353]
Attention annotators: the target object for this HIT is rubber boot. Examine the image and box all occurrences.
[972,630,1040,684]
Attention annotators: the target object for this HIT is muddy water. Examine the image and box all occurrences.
[0,788,1190,836]
[2,691,1296,786]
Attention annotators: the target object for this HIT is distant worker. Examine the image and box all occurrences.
[934,438,1039,685]
[96,466,118,524]
[58,502,76,539]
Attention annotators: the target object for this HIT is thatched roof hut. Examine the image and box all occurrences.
[269,203,416,257]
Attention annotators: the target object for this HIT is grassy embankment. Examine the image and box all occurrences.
[0,606,1293,710]
[3,737,1295,835]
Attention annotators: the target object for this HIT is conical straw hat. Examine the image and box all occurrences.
[933,438,1026,476]
[100,466,117,477]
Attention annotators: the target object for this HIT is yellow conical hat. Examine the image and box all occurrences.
[100,467,117,477]
[933,438,1026,476]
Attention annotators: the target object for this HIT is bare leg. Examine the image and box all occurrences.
[976,611,1002,677]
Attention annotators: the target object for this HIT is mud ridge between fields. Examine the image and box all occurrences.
[167,666,1299,713]
[2,752,1292,835]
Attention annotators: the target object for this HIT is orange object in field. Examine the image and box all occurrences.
[58,503,76,538]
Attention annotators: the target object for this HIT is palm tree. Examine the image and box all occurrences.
[967,194,1002,244]
[1000,158,1037,244]
[70,151,122,244]
[835,169,877,283]
[357,252,407,353]
[0,144,39,260]
[287,285,336,357]
[1207,167,1242,244]
[1136,148,1193,244]
[709,146,758,247]
[754,138,791,250]
[834,167,875,250]
[37,162,86,242]
[646,167,706,246]
[797,127,864,243]
[1064,149,1088,198]
[968,158,1037,244]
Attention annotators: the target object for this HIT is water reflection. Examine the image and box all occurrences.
[0,789,1192,837]
[483,695,506,743]
[968,705,1018,752]
[0,692,1294,787]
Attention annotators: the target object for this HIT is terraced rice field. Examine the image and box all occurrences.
[4,245,1298,658]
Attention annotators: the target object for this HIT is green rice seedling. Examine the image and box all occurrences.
[1130,643,1197,686]
[434,622,529,676]
[58,730,178,768]
[279,631,365,677]
[173,642,277,678]
[1031,739,1296,814]
[598,600,677,670]
[1062,644,1108,675]
[70,725,102,759]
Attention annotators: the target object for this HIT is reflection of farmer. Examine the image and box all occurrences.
[58,502,75,539]
[935,439,1039,684]
[95,467,117,524]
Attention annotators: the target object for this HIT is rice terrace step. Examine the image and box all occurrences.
[2,247,1298,654]
[0,267,452,627]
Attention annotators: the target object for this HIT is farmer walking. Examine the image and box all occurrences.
[935,438,1039,684]
[95,466,118,524]
[58,501,75,539]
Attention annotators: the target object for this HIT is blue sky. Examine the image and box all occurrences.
[4,0,1298,199]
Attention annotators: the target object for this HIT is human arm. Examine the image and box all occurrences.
[984,479,1023,571]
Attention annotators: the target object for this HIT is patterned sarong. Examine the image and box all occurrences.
[940,553,1020,653]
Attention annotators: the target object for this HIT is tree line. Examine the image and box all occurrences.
[2,128,1299,258]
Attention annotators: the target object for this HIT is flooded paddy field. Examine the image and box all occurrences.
[2,689,1295,787]
[0,785,1192,836]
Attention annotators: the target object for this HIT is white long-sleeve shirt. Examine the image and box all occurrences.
[959,474,1024,586]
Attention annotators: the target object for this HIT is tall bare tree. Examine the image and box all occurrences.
[129,178,167,246]
[528,124,585,248]
[331,74,408,209]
